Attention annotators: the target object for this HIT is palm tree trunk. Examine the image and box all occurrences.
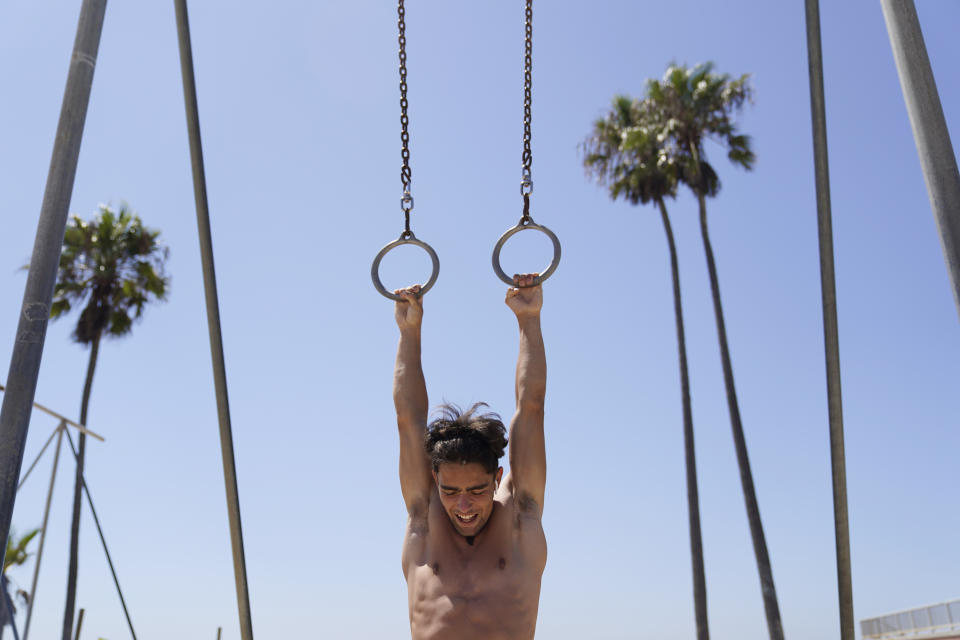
[657,198,709,640]
[61,331,100,640]
[695,191,784,639]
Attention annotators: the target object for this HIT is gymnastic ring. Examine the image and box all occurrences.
[491,217,561,287]
[371,233,440,301]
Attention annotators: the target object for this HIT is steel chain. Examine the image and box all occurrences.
[521,0,533,189]
[373,0,441,301]
[520,0,533,220]
[492,0,561,289]
[398,0,413,235]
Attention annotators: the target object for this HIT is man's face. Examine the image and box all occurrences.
[433,462,503,538]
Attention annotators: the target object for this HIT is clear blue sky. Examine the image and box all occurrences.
[1,1,958,638]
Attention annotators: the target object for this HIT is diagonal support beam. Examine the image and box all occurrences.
[62,429,137,639]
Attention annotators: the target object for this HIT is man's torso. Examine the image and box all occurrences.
[402,482,547,639]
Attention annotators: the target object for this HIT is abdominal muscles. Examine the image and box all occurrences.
[408,559,541,640]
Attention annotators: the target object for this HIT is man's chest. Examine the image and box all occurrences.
[404,499,545,603]
[415,539,523,598]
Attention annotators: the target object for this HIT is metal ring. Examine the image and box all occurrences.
[371,233,440,301]
[491,217,561,287]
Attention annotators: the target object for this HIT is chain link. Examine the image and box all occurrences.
[398,1,533,230]
[398,0,413,234]
[521,0,533,194]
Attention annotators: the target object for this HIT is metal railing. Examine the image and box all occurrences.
[862,599,960,639]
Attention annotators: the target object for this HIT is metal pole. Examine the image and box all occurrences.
[803,2,854,639]
[172,2,254,638]
[0,0,108,550]
[61,430,137,640]
[22,424,65,640]
[73,608,84,640]
[0,385,105,442]
[1,575,22,640]
[880,0,960,320]
[16,425,59,492]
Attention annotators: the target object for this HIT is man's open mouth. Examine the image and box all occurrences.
[455,513,478,525]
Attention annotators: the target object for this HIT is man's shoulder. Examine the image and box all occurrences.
[491,496,547,573]
[489,496,544,557]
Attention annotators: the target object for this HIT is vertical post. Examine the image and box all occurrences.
[803,1,855,639]
[172,2,254,639]
[22,424,65,640]
[880,0,960,319]
[0,0,108,553]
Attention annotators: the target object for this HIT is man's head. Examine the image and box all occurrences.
[425,403,507,537]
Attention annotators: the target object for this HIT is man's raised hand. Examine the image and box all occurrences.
[505,273,543,319]
[394,284,424,330]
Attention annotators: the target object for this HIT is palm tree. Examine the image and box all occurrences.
[643,62,785,639]
[50,204,169,640]
[582,96,710,640]
[1,527,40,639]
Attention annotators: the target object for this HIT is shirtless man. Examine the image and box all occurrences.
[392,274,547,639]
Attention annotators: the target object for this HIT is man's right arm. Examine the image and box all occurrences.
[393,285,433,523]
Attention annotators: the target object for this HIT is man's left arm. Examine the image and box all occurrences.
[505,274,546,514]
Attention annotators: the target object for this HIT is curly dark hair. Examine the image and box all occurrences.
[424,403,507,474]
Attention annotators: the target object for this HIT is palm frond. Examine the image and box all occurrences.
[580,94,679,207]
[4,527,40,572]
[635,62,754,198]
[51,204,170,344]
